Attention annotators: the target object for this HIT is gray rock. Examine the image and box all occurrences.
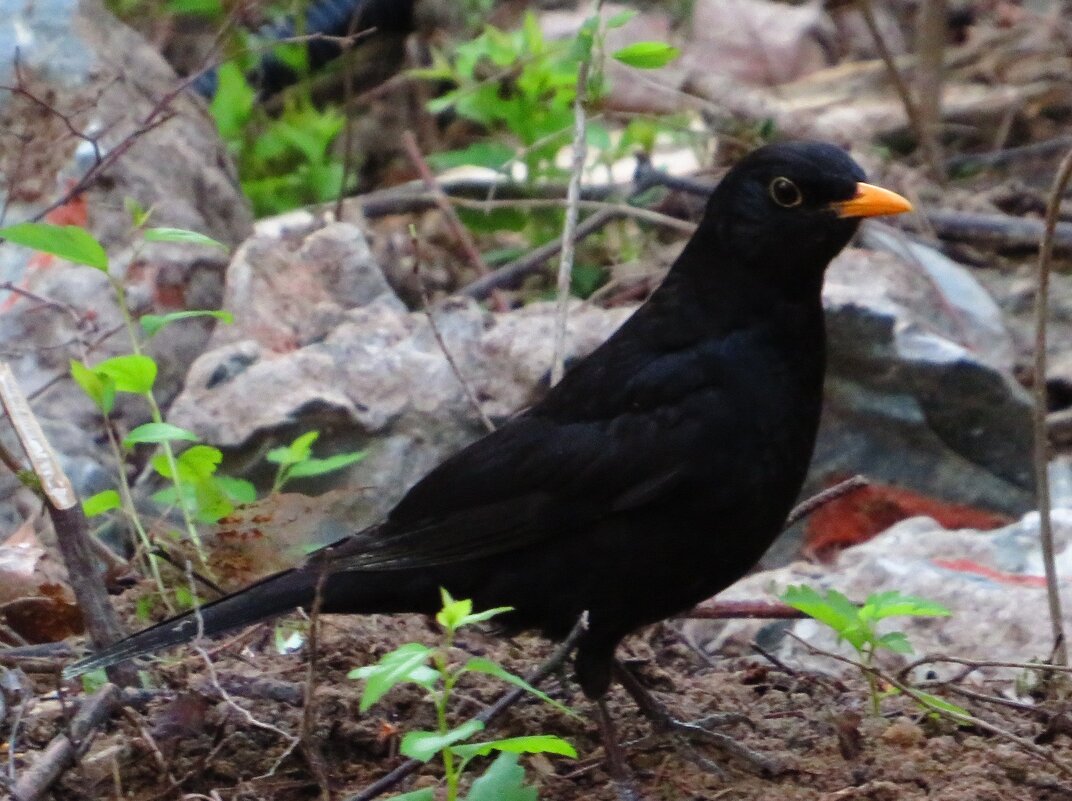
[0,0,252,519]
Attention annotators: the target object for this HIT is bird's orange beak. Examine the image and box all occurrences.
[831,183,913,218]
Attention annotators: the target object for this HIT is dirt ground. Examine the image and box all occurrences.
[9,607,1068,801]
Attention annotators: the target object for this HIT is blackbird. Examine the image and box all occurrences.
[66,141,910,726]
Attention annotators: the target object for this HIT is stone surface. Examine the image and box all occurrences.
[0,0,253,530]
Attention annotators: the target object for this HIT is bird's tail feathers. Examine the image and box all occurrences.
[63,567,317,679]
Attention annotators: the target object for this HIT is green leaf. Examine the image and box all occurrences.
[267,431,320,467]
[285,451,367,479]
[81,668,109,694]
[612,42,680,69]
[426,141,515,172]
[863,591,951,620]
[143,227,227,250]
[400,720,484,763]
[210,63,255,141]
[462,658,576,717]
[452,734,577,761]
[781,585,868,651]
[124,197,152,228]
[69,359,115,414]
[384,790,434,801]
[153,445,222,481]
[465,752,536,801]
[877,631,913,654]
[213,475,256,504]
[913,690,971,720]
[93,354,157,394]
[349,643,437,712]
[606,9,637,28]
[0,222,109,271]
[83,489,121,517]
[164,0,223,16]
[140,309,234,337]
[123,422,200,448]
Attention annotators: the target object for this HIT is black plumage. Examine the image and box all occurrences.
[65,142,911,702]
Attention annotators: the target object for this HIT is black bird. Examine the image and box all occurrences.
[66,141,909,757]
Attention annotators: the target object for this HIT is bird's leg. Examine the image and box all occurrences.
[612,659,782,777]
[595,698,645,801]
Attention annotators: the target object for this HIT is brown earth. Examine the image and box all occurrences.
[13,607,1071,801]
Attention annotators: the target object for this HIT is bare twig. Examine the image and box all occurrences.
[856,0,943,181]
[785,475,868,529]
[677,600,804,620]
[897,653,1072,680]
[401,130,491,280]
[300,570,332,801]
[1032,146,1072,666]
[343,613,589,801]
[461,208,622,300]
[915,0,947,183]
[409,226,495,433]
[550,17,597,387]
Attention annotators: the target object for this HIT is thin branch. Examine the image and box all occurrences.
[550,22,596,387]
[856,0,944,181]
[409,226,495,433]
[1032,145,1072,666]
[785,475,868,529]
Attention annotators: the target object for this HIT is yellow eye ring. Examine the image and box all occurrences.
[769,177,803,208]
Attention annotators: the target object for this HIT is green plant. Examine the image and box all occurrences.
[350,590,577,800]
[781,586,952,715]
[267,430,366,493]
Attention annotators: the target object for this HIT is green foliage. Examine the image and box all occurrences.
[83,489,122,517]
[350,591,576,800]
[266,430,367,493]
[209,61,350,217]
[781,585,952,714]
[0,222,109,271]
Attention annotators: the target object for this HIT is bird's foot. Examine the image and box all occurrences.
[613,659,783,778]
[596,698,649,801]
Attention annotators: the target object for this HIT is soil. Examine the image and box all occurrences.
[16,609,1072,801]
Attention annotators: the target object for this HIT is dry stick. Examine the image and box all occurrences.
[897,653,1072,680]
[786,632,1072,778]
[857,0,943,182]
[550,31,595,387]
[11,683,122,801]
[461,208,621,300]
[914,0,947,184]
[401,130,491,280]
[343,613,589,801]
[1032,146,1072,667]
[0,362,134,684]
[300,571,333,801]
[409,227,495,433]
[784,475,867,529]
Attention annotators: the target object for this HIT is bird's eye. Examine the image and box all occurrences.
[769,177,803,208]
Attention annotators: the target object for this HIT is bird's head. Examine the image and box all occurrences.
[698,142,912,294]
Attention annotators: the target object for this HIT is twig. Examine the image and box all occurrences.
[677,600,804,620]
[897,653,1072,680]
[0,361,133,684]
[409,226,495,433]
[401,130,491,280]
[1032,146,1072,666]
[185,562,300,776]
[461,208,622,300]
[914,0,947,183]
[11,684,122,801]
[300,570,332,801]
[785,475,868,529]
[343,613,589,801]
[550,17,597,387]
[856,0,943,181]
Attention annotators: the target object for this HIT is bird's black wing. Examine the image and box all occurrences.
[314,338,744,572]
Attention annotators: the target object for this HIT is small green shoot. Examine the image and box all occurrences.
[781,586,951,715]
[350,591,576,800]
[266,430,366,493]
